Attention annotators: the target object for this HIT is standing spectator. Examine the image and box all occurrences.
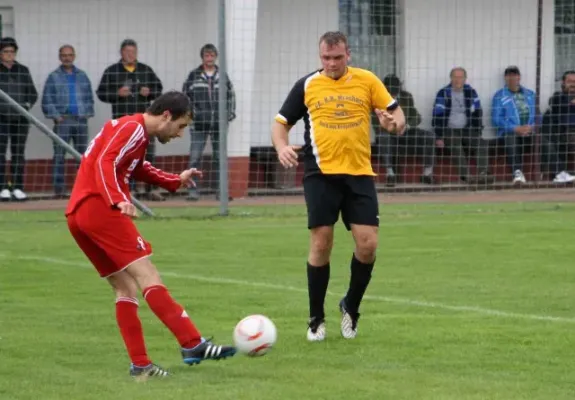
[96,39,164,201]
[432,67,492,184]
[491,66,537,184]
[373,74,436,186]
[540,70,575,183]
[0,37,38,202]
[42,44,95,199]
[182,43,236,201]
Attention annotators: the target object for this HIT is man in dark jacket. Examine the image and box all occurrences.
[372,74,435,186]
[432,67,492,184]
[540,70,575,183]
[182,43,236,201]
[0,37,38,202]
[96,39,164,200]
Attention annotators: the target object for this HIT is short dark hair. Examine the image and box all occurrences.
[120,39,137,50]
[146,91,191,120]
[200,43,218,58]
[562,70,575,81]
[319,31,348,48]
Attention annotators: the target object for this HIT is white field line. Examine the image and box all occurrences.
[2,253,575,324]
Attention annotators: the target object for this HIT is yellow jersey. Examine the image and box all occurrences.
[275,66,397,176]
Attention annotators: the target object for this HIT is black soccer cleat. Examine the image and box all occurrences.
[339,298,360,339]
[181,338,237,365]
[129,363,169,379]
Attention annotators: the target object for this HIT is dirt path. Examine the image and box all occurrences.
[1,188,574,212]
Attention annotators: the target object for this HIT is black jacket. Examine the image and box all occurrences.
[0,62,38,121]
[542,90,575,135]
[96,61,162,119]
[182,65,236,128]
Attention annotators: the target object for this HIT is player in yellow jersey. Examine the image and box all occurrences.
[271,31,406,342]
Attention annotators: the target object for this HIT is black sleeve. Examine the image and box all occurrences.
[145,65,163,100]
[23,67,38,108]
[276,76,307,125]
[96,66,117,104]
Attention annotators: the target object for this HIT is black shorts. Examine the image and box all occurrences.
[303,174,379,230]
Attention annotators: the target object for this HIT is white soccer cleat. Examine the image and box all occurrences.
[339,298,359,340]
[512,170,526,184]
[306,317,326,342]
[11,189,27,201]
[0,188,10,201]
[553,171,575,183]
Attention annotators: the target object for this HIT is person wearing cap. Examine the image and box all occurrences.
[540,70,575,183]
[371,74,436,186]
[182,43,236,201]
[42,44,95,199]
[432,67,492,184]
[491,66,537,184]
[96,38,164,201]
[0,37,38,202]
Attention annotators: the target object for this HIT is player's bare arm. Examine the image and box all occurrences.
[375,106,406,135]
[272,121,301,168]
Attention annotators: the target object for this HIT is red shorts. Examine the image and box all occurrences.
[66,195,153,278]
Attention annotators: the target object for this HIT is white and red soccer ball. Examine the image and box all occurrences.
[233,314,277,357]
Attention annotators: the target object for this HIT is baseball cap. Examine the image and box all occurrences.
[504,66,521,75]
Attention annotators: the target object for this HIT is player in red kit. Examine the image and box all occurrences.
[65,91,236,379]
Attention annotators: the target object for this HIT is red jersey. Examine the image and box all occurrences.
[66,114,181,215]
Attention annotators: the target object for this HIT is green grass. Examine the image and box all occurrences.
[1,202,575,399]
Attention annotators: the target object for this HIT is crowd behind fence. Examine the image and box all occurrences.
[0,0,574,210]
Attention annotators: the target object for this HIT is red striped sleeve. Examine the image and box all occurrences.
[132,161,182,193]
[96,121,145,206]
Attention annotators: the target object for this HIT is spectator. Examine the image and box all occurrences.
[42,44,95,199]
[96,38,164,201]
[492,66,537,184]
[0,37,38,202]
[182,43,236,201]
[372,74,435,186]
[432,67,492,184]
[540,70,575,183]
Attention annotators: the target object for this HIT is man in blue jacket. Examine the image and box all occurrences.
[432,67,492,184]
[491,66,536,184]
[42,44,94,198]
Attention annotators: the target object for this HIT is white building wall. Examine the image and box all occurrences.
[0,0,560,157]
[249,0,339,147]
[0,0,218,160]
[399,0,554,139]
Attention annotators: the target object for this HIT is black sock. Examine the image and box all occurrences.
[345,254,374,315]
[307,262,330,320]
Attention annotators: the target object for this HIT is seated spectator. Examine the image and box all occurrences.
[491,66,537,184]
[42,44,95,199]
[540,70,575,183]
[372,74,436,186]
[432,67,493,184]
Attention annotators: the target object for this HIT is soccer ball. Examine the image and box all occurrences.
[233,314,277,357]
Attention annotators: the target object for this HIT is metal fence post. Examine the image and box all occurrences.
[218,0,230,216]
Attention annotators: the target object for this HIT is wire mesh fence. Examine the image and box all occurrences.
[0,0,573,218]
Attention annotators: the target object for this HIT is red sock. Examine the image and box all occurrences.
[116,297,151,367]
[143,285,202,349]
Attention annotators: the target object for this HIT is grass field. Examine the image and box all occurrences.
[1,201,575,400]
